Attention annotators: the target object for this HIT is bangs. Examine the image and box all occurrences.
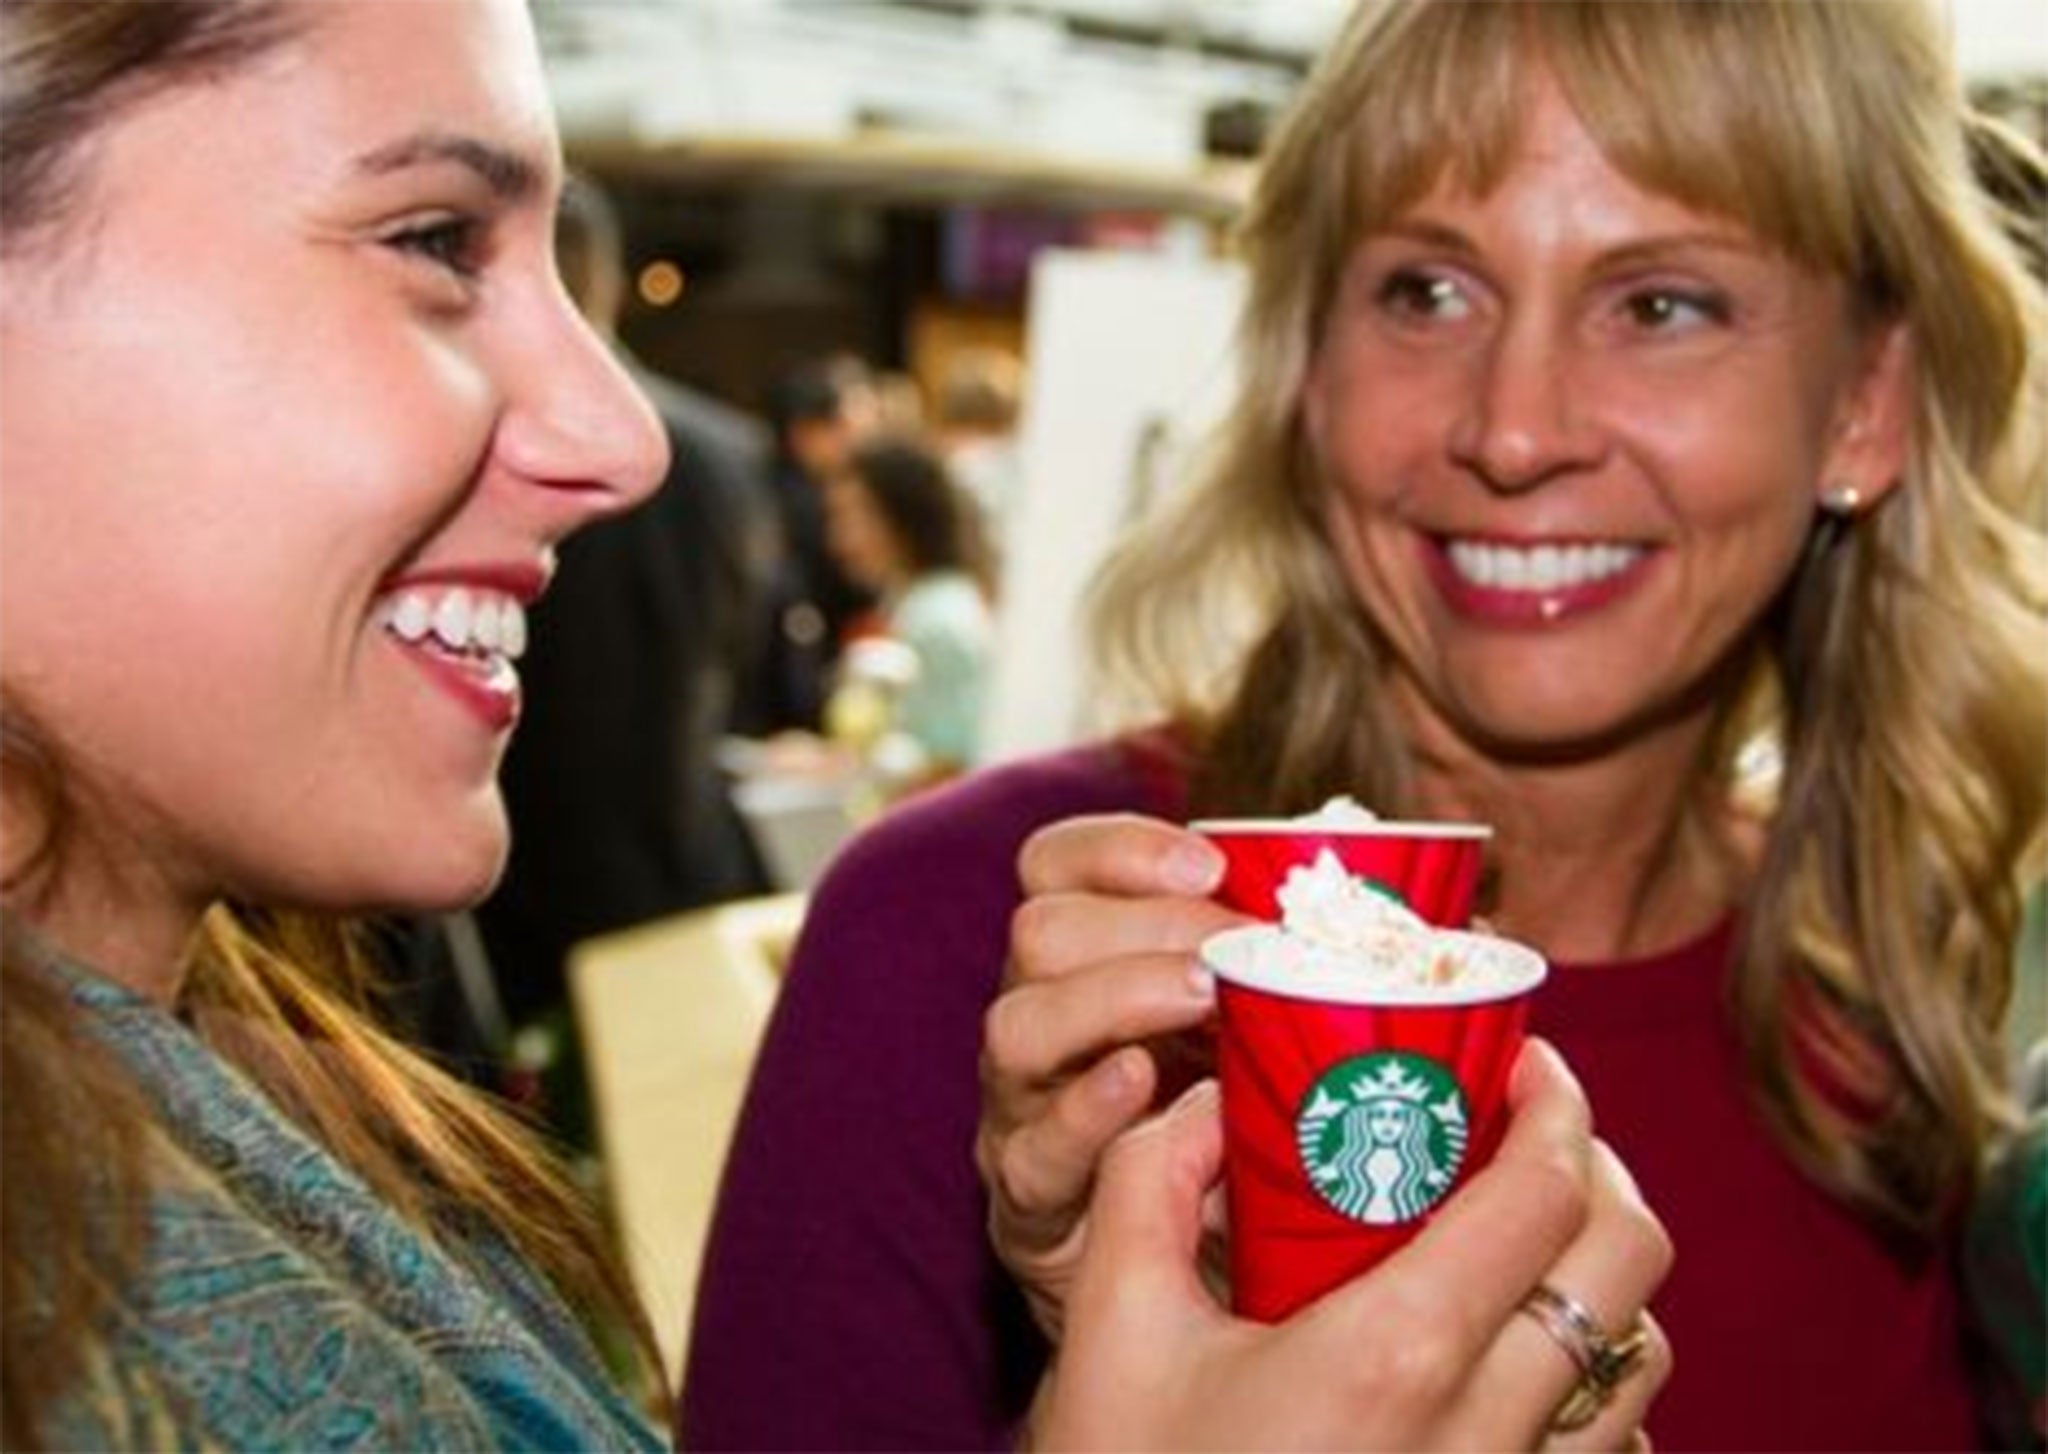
[1321,0,1933,290]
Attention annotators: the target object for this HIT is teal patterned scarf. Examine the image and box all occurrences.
[39,955,666,1453]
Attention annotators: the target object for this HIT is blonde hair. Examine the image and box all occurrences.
[0,3,661,1442]
[1088,0,2048,1242]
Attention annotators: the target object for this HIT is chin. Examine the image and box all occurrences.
[439,858,509,912]
[442,837,512,909]
[1460,699,1672,765]
[376,815,511,913]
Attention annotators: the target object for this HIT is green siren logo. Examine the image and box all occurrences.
[1296,1052,1470,1225]
[1356,876,1407,907]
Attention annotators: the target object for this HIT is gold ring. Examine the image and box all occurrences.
[1518,1284,1648,1431]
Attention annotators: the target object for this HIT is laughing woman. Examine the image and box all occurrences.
[0,0,673,1444]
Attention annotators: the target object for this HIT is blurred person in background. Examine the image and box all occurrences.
[738,352,882,736]
[682,0,2046,1449]
[474,172,775,1130]
[823,435,997,782]
[871,366,932,437]
[932,345,1027,557]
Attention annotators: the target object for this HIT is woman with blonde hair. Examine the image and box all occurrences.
[687,0,2046,1446]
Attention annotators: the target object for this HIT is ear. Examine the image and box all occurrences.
[1818,318,1915,510]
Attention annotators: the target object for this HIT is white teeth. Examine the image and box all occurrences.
[431,589,473,651]
[389,592,433,643]
[1446,540,1644,592]
[501,602,527,658]
[472,598,502,654]
[378,586,528,661]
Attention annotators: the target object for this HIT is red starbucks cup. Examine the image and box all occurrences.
[1203,923,1546,1322]
[1192,814,1490,926]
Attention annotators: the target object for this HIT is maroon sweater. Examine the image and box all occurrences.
[680,741,1980,1450]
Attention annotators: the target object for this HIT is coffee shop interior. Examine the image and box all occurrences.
[381,0,2048,1388]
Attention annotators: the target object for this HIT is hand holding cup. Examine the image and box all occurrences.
[1194,801,1543,1319]
[1026,1039,1674,1451]
[980,813,1236,1336]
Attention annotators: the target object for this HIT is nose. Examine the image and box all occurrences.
[1447,308,1605,492]
[493,295,668,521]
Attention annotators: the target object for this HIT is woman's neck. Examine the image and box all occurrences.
[1406,718,1751,965]
[3,801,199,1003]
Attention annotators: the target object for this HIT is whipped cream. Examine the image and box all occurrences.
[1191,798,1487,840]
[1271,849,1458,987]
[1202,851,1544,1004]
[1291,796,1380,827]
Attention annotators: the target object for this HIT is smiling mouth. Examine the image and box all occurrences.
[1443,538,1648,592]
[374,584,527,687]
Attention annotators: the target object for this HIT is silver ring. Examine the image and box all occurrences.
[1519,1284,1648,1431]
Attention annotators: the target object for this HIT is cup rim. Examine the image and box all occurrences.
[1190,818,1493,840]
[1201,923,1545,1007]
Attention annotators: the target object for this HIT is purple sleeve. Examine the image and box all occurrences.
[678,745,1159,1451]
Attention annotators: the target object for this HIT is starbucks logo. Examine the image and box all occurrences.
[1296,1052,1470,1225]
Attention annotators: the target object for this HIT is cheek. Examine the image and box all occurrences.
[1304,370,1457,647]
[258,286,498,536]
[2,318,483,791]
[1623,386,1831,578]
[0,328,267,704]
[1318,483,1434,662]
[138,215,497,548]
[1605,337,1842,504]
[1307,359,1433,548]
[1308,339,1457,505]
[1691,485,1816,636]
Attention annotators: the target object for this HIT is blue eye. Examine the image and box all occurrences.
[386,216,482,279]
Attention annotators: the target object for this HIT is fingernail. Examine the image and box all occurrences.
[1170,1076,1220,1116]
[1096,1046,1145,1103]
[1165,838,1224,894]
[1186,963,1216,1003]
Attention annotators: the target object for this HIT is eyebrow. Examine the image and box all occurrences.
[353,130,541,201]
[1371,218,1762,269]
[1374,219,1481,257]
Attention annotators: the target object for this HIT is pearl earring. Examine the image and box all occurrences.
[1819,483,1863,516]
